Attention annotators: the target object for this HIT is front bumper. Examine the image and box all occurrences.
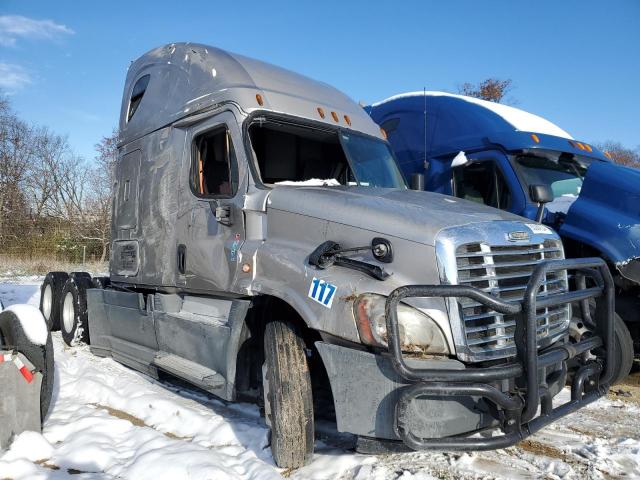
[319,258,615,450]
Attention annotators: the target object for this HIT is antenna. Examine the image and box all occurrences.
[423,87,427,169]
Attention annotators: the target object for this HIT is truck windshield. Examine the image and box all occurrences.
[248,120,406,189]
[515,154,593,198]
[340,132,407,188]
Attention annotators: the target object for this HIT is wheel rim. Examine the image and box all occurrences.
[42,284,53,320]
[62,292,75,333]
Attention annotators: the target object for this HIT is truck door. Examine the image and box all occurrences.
[177,111,246,293]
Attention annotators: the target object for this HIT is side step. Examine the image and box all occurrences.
[152,352,225,391]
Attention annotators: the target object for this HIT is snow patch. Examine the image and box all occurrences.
[371,91,573,139]
[275,178,340,186]
[4,304,48,346]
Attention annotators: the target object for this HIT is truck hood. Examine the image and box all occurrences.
[561,161,640,281]
[267,186,524,245]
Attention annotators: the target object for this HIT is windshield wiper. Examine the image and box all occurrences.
[308,239,393,281]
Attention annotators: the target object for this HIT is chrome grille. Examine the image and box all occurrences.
[455,239,569,359]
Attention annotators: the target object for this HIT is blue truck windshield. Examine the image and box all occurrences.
[515,154,593,198]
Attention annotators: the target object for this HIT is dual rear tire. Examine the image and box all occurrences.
[40,272,94,346]
[60,275,93,346]
[40,272,69,331]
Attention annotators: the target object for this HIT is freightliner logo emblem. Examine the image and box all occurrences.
[508,231,530,242]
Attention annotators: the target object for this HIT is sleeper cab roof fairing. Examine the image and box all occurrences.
[119,42,381,146]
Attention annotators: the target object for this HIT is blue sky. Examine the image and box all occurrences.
[1,0,638,161]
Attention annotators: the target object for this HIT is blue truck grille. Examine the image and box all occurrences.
[455,239,570,360]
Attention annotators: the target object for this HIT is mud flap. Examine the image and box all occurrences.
[0,352,43,449]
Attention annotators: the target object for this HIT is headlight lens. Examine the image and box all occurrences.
[354,293,450,355]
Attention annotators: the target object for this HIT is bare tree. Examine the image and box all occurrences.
[0,95,35,242]
[458,78,514,103]
[595,141,640,168]
[89,130,118,261]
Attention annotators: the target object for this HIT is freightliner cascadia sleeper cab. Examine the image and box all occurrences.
[42,45,618,468]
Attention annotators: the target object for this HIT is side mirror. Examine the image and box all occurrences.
[451,151,469,168]
[529,184,554,223]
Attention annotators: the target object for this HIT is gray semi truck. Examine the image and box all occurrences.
[41,43,619,468]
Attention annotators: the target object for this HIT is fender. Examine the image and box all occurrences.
[560,161,640,282]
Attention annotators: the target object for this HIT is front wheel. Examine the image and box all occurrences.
[263,320,314,468]
[570,311,634,385]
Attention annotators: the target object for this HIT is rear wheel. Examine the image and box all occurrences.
[0,309,54,421]
[263,320,314,468]
[60,276,93,346]
[39,271,69,331]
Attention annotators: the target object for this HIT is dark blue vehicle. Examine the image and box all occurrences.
[367,92,637,372]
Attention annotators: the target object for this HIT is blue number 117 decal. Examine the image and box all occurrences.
[308,277,337,308]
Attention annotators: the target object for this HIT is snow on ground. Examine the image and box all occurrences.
[0,280,639,479]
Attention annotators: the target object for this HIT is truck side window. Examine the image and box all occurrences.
[192,128,237,197]
[453,161,511,209]
[127,74,150,122]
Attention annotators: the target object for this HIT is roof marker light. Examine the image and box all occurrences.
[344,115,351,126]
[380,128,388,140]
[317,107,325,119]
[604,151,613,159]
[531,133,540,143]
[576,142,586,150]
[331,111,339,122]
[584,144,593,152]
[255,94,264,106]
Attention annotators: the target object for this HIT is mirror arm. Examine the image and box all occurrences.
[535,203,545,223]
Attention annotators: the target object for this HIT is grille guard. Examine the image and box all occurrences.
[385,257,615,450]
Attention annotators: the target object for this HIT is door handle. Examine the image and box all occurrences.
[215,205,232,226]
[177,244,186,274]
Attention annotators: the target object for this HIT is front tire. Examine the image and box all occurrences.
[263,320,314,468]
[60,276,93,346]
[570,310,634,385]
[0,310,55,421]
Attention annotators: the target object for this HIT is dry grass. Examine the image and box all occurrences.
[0,255,107,280]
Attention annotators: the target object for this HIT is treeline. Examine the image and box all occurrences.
[0,95,116,263]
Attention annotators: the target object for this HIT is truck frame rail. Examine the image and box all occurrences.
[385,257,614,450]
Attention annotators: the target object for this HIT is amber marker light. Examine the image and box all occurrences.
[331,111,339,122]
[255,94,264,106]
[242,263,251,273]
[317,107,325,119]
[576,142,586,150]
[344,115,351,126]
[584,144,593,152]
[380,128,388,139]
[531,133,540,143]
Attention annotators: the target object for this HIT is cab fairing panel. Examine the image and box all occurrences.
[110,127,185,286]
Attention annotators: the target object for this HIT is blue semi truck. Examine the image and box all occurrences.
[367,92,637,375]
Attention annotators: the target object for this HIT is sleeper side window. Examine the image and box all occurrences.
[453,161,511,210]
[192,127,238,198]
[127,74,150,122]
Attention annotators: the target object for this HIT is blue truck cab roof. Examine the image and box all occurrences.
[366,92,610,170]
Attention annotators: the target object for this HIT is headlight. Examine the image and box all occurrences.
[354,293,450,355]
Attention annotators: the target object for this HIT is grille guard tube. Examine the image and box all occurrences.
[385,257,615,450]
